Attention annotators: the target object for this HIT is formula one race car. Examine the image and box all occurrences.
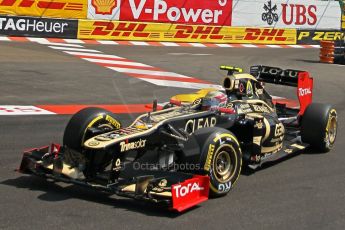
[19,65,338,212]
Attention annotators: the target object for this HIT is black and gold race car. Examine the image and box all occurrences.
[19,65,337,212]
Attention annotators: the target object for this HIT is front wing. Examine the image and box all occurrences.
[18,144,209,212]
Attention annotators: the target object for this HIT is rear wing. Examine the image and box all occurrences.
[250,65,302,87]
[250,65,313,115]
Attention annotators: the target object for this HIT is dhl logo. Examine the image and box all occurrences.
[173,25,224,40]
[84,22,224,40]
[244,28,290,41]
[0,0,83,11]
[85,21,150,38]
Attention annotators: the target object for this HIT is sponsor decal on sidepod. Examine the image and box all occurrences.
[120,139,146,152]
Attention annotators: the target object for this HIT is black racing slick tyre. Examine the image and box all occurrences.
[63,107,122,152]
[301,103,337,152]
[193,128,242,197]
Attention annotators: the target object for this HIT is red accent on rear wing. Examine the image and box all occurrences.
[297,72,313,115]
[171,175,209,212]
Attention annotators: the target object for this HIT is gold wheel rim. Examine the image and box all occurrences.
[213,147,234,183]
[328,116,337,144]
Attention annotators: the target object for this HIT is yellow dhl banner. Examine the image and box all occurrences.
[0,0,86,19]
[78,20,297,44]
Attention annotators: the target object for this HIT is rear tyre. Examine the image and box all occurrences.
[192,128,242,197]
[63,107,122,152]
[301,103,337,152]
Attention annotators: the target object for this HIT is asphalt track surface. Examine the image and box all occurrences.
[0,41,345,230]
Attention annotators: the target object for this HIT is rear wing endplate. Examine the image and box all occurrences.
[250,65,313,115]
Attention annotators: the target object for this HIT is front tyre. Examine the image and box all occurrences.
[63,107,122,152]
[301,103,337,152]
[195,128,242,197]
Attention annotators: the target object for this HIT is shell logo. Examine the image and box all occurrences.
[92,0,117,15]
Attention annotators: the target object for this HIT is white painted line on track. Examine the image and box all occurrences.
[0,106,55,115]
[82,58,153,67]
[160,42,179,47]
[63,39,85,44]
[64,51,125,59]
[189,43,206,47]
[28,37,84,47]
[130,41,149,46]
[97,40,119,45]
[288,45,303,48]
[107,67,192,78]
[266,45,281,48]
[0,36,10,41]
[167,53,212,56]
[27,37,49,43]
[141,78,223,90]
[49,46,101,53]
[43,42,83,47]
[242,44,258,48]
[216,44,232,47]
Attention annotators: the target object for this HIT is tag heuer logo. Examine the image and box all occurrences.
[92,0,117,15]
[262,0,279,25]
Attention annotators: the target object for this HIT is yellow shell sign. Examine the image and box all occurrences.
[91,0,117,15]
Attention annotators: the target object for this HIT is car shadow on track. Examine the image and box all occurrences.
[1,176,198,218]
[241,148,324,176]
[294,59,321,64]
[295,58,345,65]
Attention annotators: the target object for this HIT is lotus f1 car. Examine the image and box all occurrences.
[19,65,337,212]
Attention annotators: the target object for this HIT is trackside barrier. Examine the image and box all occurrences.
[320,41,335,64]
[77,20,297,44]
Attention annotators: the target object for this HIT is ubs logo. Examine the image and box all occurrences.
[262,0,279,25]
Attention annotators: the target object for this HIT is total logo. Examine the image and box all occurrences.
[173,182,204,198]
[298,88,312,97]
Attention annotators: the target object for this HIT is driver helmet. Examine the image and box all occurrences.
[201,91,227,111]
